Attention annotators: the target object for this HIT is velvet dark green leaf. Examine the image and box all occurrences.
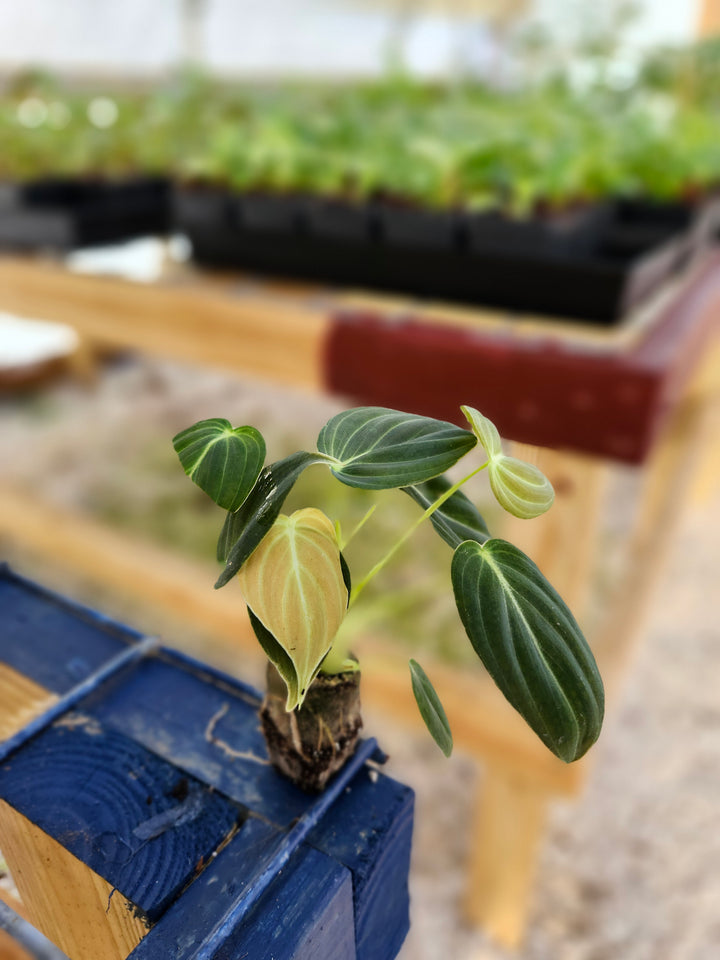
[402,475,490,549]
[318,407,476,490]
[217,507,245,563]
[451,539,604,762]
[173,418,266,512]
[409,659,453,757]
[339,552,352,605]
[215,451,331,588]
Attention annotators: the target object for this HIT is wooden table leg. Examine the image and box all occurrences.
[466,341,719,948]
[463,764,550,949]
[595,344,720,699]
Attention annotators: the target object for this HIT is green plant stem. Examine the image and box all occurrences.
[349,460,489,607]
[338,503,377,551]
[319,634,358,675]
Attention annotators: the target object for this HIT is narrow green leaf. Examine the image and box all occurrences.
[217,507,244,563]
[451,539,604,762]
[173,418,266,512]
[339,552,352,604]
[318,406,476,490]
[215,451,330,588]
[402,475,490,549]
[409,659,453,757]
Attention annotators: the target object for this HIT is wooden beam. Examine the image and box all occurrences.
[0,800,147,960]
[462,765,550,946]
[593,347,720,701]
[0,930,35,960]
[0,258,329,391]
[0,665,57,742]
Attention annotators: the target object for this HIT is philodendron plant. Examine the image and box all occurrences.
[173,404,604,790]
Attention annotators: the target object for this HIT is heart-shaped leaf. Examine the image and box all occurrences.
[403,475,490,549]
[215,451,331,588]
[409,659,453,757]
[247,551,352,705]
[248,607,300,708]
[461,405,554,519]
[451,539,604,762]
[237,508,348,710]
[488,456,555,519]
[173,418,266,512]
[318,407,476,490]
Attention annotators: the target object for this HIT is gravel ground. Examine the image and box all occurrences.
[1,357,718,960]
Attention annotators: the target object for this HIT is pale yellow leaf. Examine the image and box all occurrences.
[237,508,347,709]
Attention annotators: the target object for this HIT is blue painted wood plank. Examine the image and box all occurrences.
[78,651,412,958]
[0,636,156,761]
[213,843,355,960]
[80,651,314,827]
[306,769,414,960]
[0,712,243,922]
[0,566,141,694]
[79,653,412,959]
[129,817,356,960]
[0,572,412,959]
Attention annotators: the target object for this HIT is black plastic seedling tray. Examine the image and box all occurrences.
[0,176,172,250]
[175,187,709,325]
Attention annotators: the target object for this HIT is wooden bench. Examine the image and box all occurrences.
[0,250,718,947]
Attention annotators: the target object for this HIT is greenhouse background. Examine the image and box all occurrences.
[0,2,719,960]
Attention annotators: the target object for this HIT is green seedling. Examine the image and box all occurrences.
[174,405,604,766]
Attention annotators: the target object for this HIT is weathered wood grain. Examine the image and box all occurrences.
[0,256,330,390]
[0,664,57,742]
[80,647,414,954]
[80,650,311,828]
[0,577,412,960]
[0,799,148,960]
[0,713,243,924]
[129,817,356,960]
[78,649,413,960]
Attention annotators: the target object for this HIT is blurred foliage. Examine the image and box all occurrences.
[1,36,720,211]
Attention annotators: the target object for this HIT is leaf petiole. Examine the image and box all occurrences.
[338,503,377,551]
[349,459,489,606]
